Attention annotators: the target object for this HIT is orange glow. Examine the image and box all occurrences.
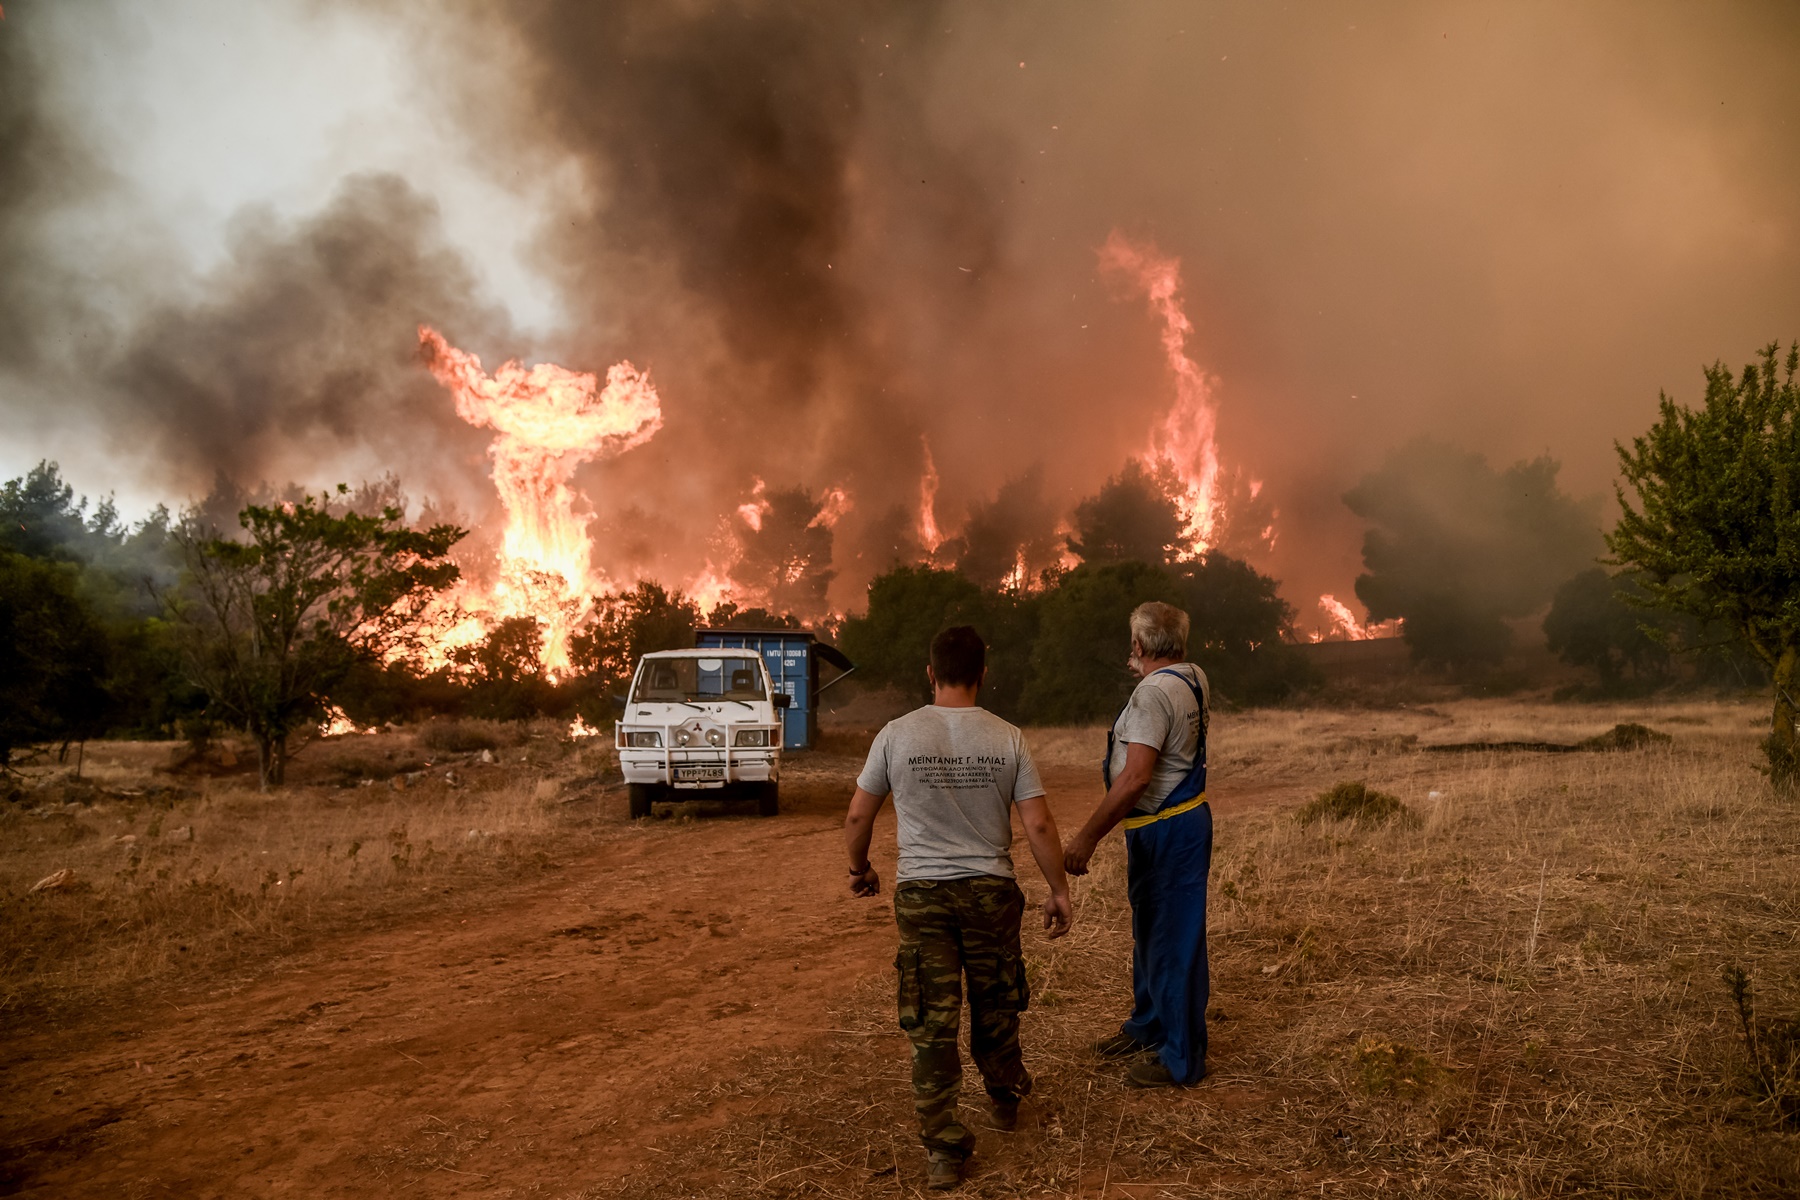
[1099,231,1226,557]
[810,485,853,530]
[736,477,770,531]
[1313,594,1403,642]
[419,326,663,671]
[318,705,375,736]
[1001,549,1029,593]
[918,435,943,553]
[686,564,736,613]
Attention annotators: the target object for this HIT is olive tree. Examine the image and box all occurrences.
[1609,343,1800,786]
[175,488,464,787]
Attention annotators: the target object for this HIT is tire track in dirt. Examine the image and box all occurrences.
[0,762,1295,1197]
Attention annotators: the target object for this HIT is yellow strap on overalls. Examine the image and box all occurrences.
[1122,792,1208,830]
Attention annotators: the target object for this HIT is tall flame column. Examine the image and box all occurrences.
[419,326,663,673]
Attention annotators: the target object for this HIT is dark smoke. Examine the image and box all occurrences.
[420,0,1007,601]
[5,2,1800,619]
[1345,440,1604,666]
[107,174,510,507]
[0,2,102,374]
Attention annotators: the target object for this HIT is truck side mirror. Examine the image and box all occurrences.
[773,692,792,709]
[609,693,628,711]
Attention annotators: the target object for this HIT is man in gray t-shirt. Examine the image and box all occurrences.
[844,627,1071,1191]
[856,705,1046,881]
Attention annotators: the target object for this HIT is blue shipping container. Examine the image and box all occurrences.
[692,629,855,749]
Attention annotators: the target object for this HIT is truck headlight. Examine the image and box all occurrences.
[675,729,693,747]
[705,728,724,747]
[733,729,770,747]
[624,731,661,748]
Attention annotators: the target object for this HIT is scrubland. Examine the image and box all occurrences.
[3,696,1797,1197]
[594,697,1800,1198]
[1,719,613,1016]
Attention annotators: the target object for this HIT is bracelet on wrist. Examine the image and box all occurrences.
[849,863,871,875]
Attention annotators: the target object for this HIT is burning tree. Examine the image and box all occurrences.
[729,486,839,617]
[1065,460,1186,567]
[173,489,464,787]
[1610,342,1800,787]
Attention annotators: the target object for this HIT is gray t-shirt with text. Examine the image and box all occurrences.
[1107,664,1209,813]
[856,706,1046,883]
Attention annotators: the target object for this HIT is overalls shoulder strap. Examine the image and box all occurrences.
[1102,666,1208,813]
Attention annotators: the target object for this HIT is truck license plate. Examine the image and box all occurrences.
[675,766,726,782]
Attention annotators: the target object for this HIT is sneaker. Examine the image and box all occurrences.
[1094,1031,1154,1059]
[989,1097,1019,1131]
[926,1152,965,1190]
[1125,1060,1204,1089]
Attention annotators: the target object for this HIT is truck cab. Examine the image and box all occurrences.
[614,648,789,818]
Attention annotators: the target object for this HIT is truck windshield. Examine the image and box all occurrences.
[632,657,768,704]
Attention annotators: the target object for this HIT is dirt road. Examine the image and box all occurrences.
[0,738,1293,1199]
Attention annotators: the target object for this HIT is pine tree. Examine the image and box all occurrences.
[1610,343,1800,787]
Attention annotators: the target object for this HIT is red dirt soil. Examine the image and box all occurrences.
[0,763,1286,1198]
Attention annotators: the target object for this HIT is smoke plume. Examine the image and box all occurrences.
[4,1,1800,617]
[111,177,512,504]
[1345,440,1604,665]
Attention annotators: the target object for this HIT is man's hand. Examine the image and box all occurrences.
[1063,831,1098,876]
[1041,890,1072,938]
[844,786,887,898]
[1065,742,1161,876]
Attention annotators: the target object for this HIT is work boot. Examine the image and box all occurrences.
[1094,1031,1154,1059]
[989,1096,1019,1131]
[1125,1060,1204,1089]
[926,1151,965,1190]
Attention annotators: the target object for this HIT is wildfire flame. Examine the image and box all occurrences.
[1099,231,1226,557]
[918,435,944,554]
[809,486,853,530]
[419,327,663,671]
[318,705,376,737]
[1001,549,1029,593]
[686,565,735,613]
[736,477,770,531]
[1313,594,1403,642]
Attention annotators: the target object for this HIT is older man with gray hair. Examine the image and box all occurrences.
[1064,600,1212,1088]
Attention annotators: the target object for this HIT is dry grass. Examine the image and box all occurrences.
[575,696,1800,1198]
[0,720,616,1017]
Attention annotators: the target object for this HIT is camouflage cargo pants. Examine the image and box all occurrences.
[893,876,1032,1159]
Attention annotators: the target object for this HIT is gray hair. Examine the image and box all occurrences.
[1130,601,1190,661]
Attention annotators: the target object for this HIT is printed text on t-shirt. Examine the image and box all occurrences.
[906,754,1010,789]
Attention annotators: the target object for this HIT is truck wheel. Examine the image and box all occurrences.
[756,782,779,817]
[627,783,656,820]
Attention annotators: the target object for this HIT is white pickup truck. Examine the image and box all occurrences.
[614,648,790,818]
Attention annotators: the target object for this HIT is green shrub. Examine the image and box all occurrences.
[1299,780,1417,829]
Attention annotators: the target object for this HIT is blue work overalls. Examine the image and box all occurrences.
[1104,666,1212,1084]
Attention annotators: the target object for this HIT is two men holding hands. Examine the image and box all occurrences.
[844,603,1213,1189]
